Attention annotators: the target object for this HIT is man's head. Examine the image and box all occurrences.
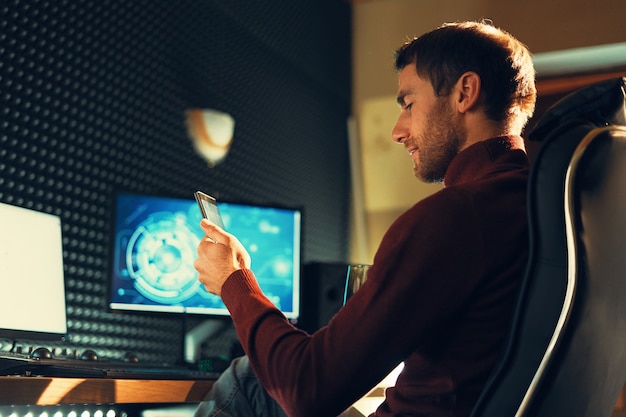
[391,20,536,182]
[395,20,536,134]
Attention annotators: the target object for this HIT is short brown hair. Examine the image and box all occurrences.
[395,21,536,133]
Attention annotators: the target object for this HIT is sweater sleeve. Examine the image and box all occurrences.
[220,187,487,417]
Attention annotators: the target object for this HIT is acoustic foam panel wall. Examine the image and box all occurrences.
[0,0,351,364]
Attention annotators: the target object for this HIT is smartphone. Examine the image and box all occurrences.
[194,191,225,229]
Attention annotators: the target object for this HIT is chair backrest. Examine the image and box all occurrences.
[470,77,626,417]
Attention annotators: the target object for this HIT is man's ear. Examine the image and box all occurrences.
[455,71,481,114]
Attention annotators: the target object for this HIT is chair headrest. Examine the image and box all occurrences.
[528,77,626,141]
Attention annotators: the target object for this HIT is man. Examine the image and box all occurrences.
[194,20,536,417]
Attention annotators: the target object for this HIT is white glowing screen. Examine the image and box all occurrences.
[0,202,67,339]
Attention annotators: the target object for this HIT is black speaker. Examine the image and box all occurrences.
[299,262,348,333]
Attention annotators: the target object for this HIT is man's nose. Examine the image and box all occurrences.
[392,114,408,143]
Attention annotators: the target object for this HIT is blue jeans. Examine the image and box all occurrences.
[194,356,288,417]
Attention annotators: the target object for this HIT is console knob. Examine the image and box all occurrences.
[79,349,99,361]
[30,347,53,360]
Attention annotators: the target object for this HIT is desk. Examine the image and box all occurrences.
[1,375,623,415]
[0,376,213,405]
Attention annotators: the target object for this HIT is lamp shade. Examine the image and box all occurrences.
[186,108,235,167]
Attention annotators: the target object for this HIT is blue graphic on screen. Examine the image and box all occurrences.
[109,193,301,319]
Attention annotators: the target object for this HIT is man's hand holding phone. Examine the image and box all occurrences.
[194,191,251,296]
[194,191,225,229]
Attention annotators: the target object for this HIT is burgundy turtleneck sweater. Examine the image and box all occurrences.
[221,135,530,417]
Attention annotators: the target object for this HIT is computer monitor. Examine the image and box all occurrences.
[108,192,302,321]
[0,202,68,341]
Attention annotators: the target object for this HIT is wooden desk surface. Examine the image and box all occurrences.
[0,376,214,405]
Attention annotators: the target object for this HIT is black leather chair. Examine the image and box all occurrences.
[470,77,626,417]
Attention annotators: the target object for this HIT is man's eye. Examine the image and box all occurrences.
[404,103,413,110]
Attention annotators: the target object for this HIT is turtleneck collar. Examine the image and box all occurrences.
[443,135,527,187]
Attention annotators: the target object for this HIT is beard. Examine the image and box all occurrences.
[413,98,465,183]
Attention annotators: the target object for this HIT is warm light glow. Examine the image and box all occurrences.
[37,379,87,405]
[186,108,235,167]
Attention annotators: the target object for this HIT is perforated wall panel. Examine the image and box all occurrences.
[0,0,351,363]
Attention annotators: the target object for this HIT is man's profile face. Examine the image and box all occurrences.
[392,66,464,183]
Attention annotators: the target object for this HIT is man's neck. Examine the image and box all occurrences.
[459,113,515,152]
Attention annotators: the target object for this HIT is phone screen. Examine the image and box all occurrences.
[194,191,225,229]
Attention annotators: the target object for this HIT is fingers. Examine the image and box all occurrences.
[197,218,251,270]
[200,218,228,243]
